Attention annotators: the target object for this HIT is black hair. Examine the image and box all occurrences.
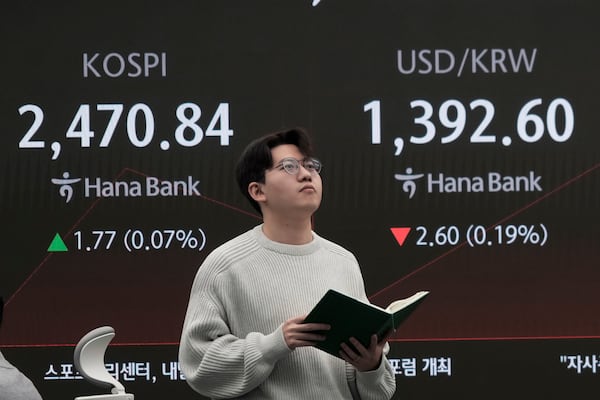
[235,127,315,214]
[0,296,3,327]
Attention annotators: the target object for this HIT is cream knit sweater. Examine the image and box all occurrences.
[179,225,396,399]
[0,351,43,400]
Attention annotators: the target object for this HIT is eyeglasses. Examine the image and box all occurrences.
[272,157,322,175]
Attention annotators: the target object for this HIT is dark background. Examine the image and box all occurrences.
[1,1,598,399]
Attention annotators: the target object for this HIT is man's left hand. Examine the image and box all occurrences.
[339,332,392,371]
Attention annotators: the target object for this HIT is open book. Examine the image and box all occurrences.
[303,289,429,358]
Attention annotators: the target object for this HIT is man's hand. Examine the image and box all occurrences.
[339,331,393,371]
[282,315,330,350]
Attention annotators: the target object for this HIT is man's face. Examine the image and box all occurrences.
[259,144,323,217]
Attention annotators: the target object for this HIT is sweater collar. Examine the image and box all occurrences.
[253,225,321,256]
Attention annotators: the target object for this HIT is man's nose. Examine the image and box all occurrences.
[297,164,312,180]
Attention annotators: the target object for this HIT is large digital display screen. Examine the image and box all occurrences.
[1,1,598,398]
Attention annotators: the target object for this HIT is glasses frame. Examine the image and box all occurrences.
[271,157,322,175]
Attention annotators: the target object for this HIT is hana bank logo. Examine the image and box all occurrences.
[51,172,202,203]
[51,172,82,203]
[394,168,424,199]
[394,168,543,199]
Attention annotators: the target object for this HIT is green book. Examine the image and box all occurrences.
[303,289,429,358]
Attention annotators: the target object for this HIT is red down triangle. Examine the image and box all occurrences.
[390,227,411,246]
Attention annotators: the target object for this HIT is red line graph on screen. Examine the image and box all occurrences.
[375,161,600,343]
[0,167,261,347]
[1,162,599,347]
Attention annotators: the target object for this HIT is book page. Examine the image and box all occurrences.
[385,291,430,314]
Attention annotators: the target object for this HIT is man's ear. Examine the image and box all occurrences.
[248,182,266,203]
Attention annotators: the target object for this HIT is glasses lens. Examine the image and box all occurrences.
[281,159,299,174]
[305,158,321,173]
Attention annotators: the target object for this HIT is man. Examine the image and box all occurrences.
[0,297,44,400]
[179,128,396,399]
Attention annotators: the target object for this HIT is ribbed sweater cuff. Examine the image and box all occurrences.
[255,324,293,363]
[356,355,389,384]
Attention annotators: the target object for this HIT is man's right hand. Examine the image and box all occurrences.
[282,315,330,349]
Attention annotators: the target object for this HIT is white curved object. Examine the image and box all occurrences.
[73,326,134,400]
